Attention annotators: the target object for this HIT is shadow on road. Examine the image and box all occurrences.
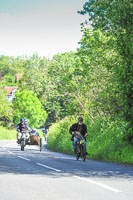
[0,145,133,180]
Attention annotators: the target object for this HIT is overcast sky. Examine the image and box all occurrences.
[0,0,87,59]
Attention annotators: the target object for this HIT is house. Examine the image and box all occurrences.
[0,72,23,102]
[4,86,18,102]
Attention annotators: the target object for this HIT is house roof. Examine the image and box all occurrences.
[4,86,18,96]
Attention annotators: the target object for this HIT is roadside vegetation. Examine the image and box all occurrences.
[0,1,132,164]
[0,126,16,140]
[0,126,43,140]
[47,117,133,164]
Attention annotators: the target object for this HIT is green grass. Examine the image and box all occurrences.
[0,126,44,140]
[0,126,16,140]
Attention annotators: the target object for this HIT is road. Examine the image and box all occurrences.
[0,140,133,200]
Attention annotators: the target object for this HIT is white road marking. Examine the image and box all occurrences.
[17,156,31,161]
[74,176,122,193]
[8,151,14,154]
[36,162,62,172]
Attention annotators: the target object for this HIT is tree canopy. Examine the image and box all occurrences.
[13,90,47,128]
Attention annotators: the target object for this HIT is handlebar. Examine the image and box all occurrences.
[73,132,84,139]
[72,131,88,139]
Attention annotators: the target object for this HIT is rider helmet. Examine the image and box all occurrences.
[78,117,83,121]
[20,118,25,123]
[32,128,37,132]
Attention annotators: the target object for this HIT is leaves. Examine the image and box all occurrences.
[13,90,47,128]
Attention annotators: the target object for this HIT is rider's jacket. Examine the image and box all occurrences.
[16,122,30,133]
[69,123,87,137]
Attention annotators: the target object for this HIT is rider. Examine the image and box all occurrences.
[24,118,29,126]
[30,128,40,136]
[69,117,88,154]
[43,128,48,141]
[16,118,31,144]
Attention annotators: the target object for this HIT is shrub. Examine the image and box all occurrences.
[47,116,133,164]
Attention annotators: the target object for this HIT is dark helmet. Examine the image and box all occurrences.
[20,118,25,123]
[78,117,83,121]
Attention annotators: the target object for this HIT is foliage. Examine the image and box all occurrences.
[0,84,13,124]
[13,90,47,128]
[47,117,76,154]
[0,55,25,86]
[84,116,133,163]
[0,126,16,140]
[77,29,121,119]
[79,0,133,140]
[47,116,133,164]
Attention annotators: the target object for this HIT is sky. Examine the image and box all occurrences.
[0,0,88,59]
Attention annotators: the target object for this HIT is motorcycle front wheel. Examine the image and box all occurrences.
[21,139,25,151]
[75,145,80,160]
[81,144,86,162]
[21,144,24,151]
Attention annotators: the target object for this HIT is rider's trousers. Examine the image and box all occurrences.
[73,137,86,152]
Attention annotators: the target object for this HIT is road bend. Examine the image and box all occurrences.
[0,140,133,200]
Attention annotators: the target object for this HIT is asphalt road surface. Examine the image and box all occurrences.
[0,140,133,200]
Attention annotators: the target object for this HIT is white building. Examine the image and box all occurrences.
[4,87,18,102]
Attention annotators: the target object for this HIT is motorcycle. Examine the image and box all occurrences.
[74,131,86,162]
[19,130,29,151]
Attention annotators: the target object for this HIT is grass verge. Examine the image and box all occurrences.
[0,126,16,140]
[0,126,44,140]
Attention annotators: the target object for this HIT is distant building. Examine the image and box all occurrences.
[4,86,18,102]
[16,74,23,81]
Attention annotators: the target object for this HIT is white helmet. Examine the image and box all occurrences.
[32,128,37,132]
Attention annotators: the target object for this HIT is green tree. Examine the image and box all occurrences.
[0,55,26,86]
[0,85,13,125]
[13,90,47,128]
[77,28,121,118]
[79,0,133,139]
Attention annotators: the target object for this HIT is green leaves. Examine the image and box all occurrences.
[13,90,47,128]
[0,84,13,124]
[79,0,133,139]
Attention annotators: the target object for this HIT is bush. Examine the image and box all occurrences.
[47,116,133,164]
[47,116,77,154]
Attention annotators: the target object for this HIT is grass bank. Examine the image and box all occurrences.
[0,126,16,140]
[47,116,133,164]
[0,126,44,140]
